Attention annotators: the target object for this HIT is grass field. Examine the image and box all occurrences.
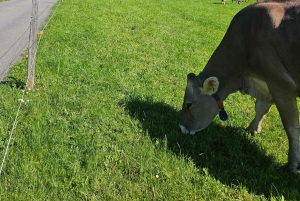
[0,0,299,200]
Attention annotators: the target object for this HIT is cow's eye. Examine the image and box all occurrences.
[186,103,193,109]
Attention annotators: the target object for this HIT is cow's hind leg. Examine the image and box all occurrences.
[246,100,272,134]
[271,94,300,174]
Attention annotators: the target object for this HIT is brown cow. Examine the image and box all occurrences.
[179,0,300,174]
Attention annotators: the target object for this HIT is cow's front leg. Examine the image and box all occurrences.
[273,96,300,174]
[246,100,272,134]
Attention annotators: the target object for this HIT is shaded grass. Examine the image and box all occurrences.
[0,0,299,200]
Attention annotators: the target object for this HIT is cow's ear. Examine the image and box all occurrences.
[202,77,219,95]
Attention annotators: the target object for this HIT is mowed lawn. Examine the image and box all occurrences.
[0,0,299,200]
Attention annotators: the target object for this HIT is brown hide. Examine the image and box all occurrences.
[179,0,300,174]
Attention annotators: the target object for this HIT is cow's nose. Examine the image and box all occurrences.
[178,127,182,133]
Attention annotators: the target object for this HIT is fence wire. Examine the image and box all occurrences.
[0,1,57,82]
[0,1,60,176]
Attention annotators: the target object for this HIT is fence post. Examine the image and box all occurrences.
[27,0,39,90]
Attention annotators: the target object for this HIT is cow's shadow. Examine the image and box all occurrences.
[122,95,300,200]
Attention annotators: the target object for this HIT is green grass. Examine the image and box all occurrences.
[0,0,299,200]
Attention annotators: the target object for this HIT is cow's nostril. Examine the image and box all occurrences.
[178,127,182,133]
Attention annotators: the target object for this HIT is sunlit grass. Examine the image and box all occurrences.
[0,0,299,200]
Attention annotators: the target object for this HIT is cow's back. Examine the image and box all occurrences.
[229,0,300,93]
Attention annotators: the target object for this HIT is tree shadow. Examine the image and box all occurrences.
[0,76,25,89]
[122,95,300,200]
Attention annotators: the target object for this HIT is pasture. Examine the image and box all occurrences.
[0,0,299,200]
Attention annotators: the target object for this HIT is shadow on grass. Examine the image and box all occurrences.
[122,95,300,200]
[0,76,25,89]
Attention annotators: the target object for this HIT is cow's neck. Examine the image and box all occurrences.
[201,24,246,101]
[201,56,244,101]
[217,76,243,101]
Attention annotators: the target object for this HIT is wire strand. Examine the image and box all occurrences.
[0,92,25,175]
[0,0,61,176]
[0,28,30,81]
[0,1,58,81]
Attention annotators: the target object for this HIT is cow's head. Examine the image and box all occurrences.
[179,73,220,135]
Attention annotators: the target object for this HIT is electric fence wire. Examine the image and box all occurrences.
[0,28,30,81]
[0,1,60,176]
[0,1,56,81]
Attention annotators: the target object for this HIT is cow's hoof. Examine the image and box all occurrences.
[246,123,262,135]
[245,127,261,136]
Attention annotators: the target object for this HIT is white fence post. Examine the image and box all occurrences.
[27,0,39,90]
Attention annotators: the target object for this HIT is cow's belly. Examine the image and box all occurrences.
[239,76,273,102]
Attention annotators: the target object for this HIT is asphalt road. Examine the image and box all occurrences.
[0,0,58,81]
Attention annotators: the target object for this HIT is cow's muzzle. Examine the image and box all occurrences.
[179,124,196,135]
